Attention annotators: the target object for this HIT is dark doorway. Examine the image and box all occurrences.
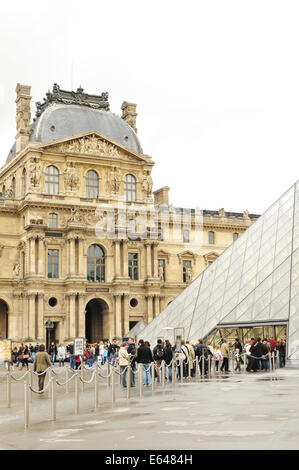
[0,300,8,338]
[85,298,109,343]
[129,321,138,331]
[46,322,59,351]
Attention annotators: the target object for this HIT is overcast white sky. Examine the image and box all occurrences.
[0,0,298,214]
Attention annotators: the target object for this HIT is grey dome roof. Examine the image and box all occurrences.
[6,103,143,162]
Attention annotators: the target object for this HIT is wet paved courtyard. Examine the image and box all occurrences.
[0,366,299,450]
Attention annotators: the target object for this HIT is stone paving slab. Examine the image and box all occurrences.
[0,367,298,450]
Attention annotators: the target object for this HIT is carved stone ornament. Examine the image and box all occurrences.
[186,266,192,282]
[243,210,250,220]
[29,158,41,189]
[108,167,122,194]
[13,260,20,277]
[141,170,153,198]
[68,207,84,224]
[51,134,120,158]
[16,101,30,133]
[63,161,79,191]
[0,243,4,257]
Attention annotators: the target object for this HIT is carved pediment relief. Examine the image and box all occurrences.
[40,131,149,163]
[203,251,219,266]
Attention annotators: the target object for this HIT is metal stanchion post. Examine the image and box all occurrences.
[188,358,191,380]
[111,367,116,405]
[208,357,211,377]
[51,378,56,422]
[162,360,165,388]
[94,369,99,409]
[75,373,79,415]
[180,359,183,383]
[7,363,11,408]
[29,369,33,403]
[81,363,84,392]
[24,376,29,430]
[195,356,199,378]
[201,356,205,377]
[48,368,52,399]
[127,364,131,399]
[107,361,111,387]
[172,360,175,386]
[139,363,143,398]
[151,362,155,393]
[65,367,69,394]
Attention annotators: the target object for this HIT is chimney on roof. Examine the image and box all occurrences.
[15,83,31,154]
[121,101,137,133]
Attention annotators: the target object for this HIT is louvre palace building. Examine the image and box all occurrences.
[0,83,259,344]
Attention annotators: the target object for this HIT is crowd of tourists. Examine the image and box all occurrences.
[8,336,286,391]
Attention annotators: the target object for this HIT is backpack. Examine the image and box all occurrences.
[155,345,164,360]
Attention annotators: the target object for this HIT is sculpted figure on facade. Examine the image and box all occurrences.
[186,266,192,282]
[55,135,120,157]
[63,161,79,192]
[109,167,122,194]
[243,210,250,220]
[13,260,20,277]
[69,207,83,223]
[158,263,164,282]
[29,158,41,189]
[141,170,153,198]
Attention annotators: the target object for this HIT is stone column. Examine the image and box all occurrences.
[114,294,122,338]
[28,293,36,339]
[113,240,121,279]
[29,236,36,275]
[152,241,159,278]
[78,293,86,338]
[122,239,129,278]
[69,238,75,275]
[145,240,152,280]
[10,293,20,340]
[78,237,85,277]
[123,293,130,335]
[37,293,44,340]
[69,293,76,338]
[109,306,115,341]
[146,294,154,323]
[38,236,45,276]
[154,295,160,318]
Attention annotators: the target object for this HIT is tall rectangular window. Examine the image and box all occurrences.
[208,231,215,244]
[49,213,58,228]
[48,249,59,279]
[128,253,138,280]
[183,260,191,283]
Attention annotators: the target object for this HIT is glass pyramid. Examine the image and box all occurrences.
[138,180,299,360]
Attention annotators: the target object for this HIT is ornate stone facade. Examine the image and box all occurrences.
[0,84,259,343]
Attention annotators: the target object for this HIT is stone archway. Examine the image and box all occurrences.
[85,298,109,342]
[0,299,8,339]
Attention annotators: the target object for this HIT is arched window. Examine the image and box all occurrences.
[86,170,99,198]
[87,244,105,282]
[124,174,136,202]
[208,231,215,244]
[22,168,27,196]
[45,166,59,195]
[49,213,58,228]
[233,232,239,241]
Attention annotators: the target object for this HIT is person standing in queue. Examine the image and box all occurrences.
[33,344,52,392]
[127,337,137,387]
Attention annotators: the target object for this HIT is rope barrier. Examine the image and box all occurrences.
[32,367,52,376]
[79,370,96,385]
[10,370,30,382]
[56,373,77,387]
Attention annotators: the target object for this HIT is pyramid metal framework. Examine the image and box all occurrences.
[138,180,299,359]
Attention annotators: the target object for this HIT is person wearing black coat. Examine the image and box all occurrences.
[127,338,137,387]
[164,340,174,381]
[136,340,153,386]
[246,340,259,372]
[194,339,212,375]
